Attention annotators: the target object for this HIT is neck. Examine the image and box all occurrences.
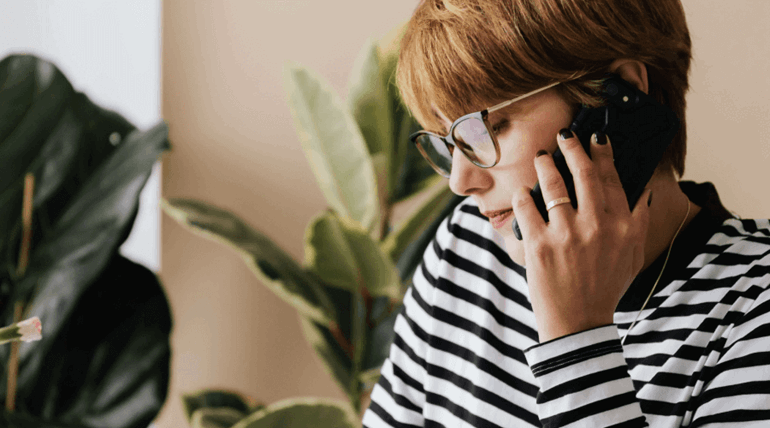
[642,172,701,272]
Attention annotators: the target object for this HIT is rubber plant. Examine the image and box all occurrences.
[162,24,464,428]
[0,54,172,428]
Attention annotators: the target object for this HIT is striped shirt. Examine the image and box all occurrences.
[362,181,770,427]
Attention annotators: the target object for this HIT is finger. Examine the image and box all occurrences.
[556,128,602,215]
[589,133,627,213]
[533,147,572,224]
[512,186,546,240]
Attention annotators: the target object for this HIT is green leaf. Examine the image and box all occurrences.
[183,390,252,422]
[361,302,400,377]
[370,152,389,238]
[0,55,110,264]
[381,182,456,262]
[394,193,465,285]
[347,38,393,158]
[349,290,366,414]
[305,211,401,300]
[284,63,379,231]
[298,315,355,406]
[358,366,384,393]
[0,57,71,196]
[191,407,248,428]
[377,23,436,203]
[0,54,172,428]
[0,256,172,428]
[0,411,89,427]
[7,120,168,313]
[231,398,358,428]
[162,199,335,324]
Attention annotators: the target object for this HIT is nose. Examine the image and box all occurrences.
[448,149,490,196]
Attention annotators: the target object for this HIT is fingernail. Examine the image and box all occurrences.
[536,149,548,157]
[559,128,573,140]
[513,219,523,240]
[592,132,607,145]
[647,190,653,206]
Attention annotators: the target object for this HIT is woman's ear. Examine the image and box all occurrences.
[608,59,649,94]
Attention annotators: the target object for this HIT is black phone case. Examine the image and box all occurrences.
[512,74,680,240]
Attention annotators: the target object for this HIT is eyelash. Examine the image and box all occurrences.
[491,120,509,135]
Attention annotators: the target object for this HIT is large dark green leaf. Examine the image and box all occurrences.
[0,56,72,194]
[0,56,131,268]
[0,412,82,428]
[3,119,168,320]
[163,199,335,324]
[0,54,172,428]
[0,256,171,428]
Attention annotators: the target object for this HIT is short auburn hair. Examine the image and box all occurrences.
[397,0,692,176]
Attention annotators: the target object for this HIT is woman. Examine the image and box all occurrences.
[362,0,770,427]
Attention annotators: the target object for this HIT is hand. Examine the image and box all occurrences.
[507,130,652,343]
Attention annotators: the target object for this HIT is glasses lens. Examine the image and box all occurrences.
[452,117,497,167]
[415,134,452,177]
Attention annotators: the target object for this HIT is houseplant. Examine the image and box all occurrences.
[163,24,463,427]
[0,54,172,428]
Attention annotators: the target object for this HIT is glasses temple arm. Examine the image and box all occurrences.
[486,81,563,114]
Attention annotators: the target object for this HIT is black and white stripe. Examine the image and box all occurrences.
[363,182,770,427]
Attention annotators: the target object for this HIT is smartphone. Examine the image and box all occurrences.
[512,74,680,240]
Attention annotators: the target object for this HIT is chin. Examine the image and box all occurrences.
[492,221,526,266]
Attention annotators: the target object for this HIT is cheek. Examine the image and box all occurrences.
[502,122,561,168]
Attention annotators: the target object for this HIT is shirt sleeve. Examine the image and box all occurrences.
[523,325,648,427]
[523,286,770,428]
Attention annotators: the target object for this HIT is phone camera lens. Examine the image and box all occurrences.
[606,83,619,97]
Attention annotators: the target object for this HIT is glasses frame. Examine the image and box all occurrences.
[410,81,562,178]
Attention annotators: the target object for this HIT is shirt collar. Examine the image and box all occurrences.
[616,181,735,312]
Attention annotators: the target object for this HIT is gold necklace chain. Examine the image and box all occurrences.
[621,197,691,345]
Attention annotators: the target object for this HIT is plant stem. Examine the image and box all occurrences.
[378,204,392,242]
[349,289,366,415]
[361,287,374,329]
[328,322,353,359]
[6,302,23,412]
[16,174,34,278]
[7,173,35,412]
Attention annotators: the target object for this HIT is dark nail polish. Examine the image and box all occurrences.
[536,149,548,157]
[513,219,523,240]
[594,132,607,145]
[647,190,653,206]
[559,128,573,140]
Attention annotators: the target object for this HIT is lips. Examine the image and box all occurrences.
[482,209,512,218]
[483,208,514,229]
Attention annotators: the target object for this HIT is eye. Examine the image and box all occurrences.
[491,119,509,136]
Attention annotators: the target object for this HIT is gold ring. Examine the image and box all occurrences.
[546,197,571,211]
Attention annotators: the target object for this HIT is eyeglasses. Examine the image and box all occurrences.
[410,81,562,178]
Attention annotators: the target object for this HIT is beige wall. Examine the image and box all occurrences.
[157,1,770,427]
